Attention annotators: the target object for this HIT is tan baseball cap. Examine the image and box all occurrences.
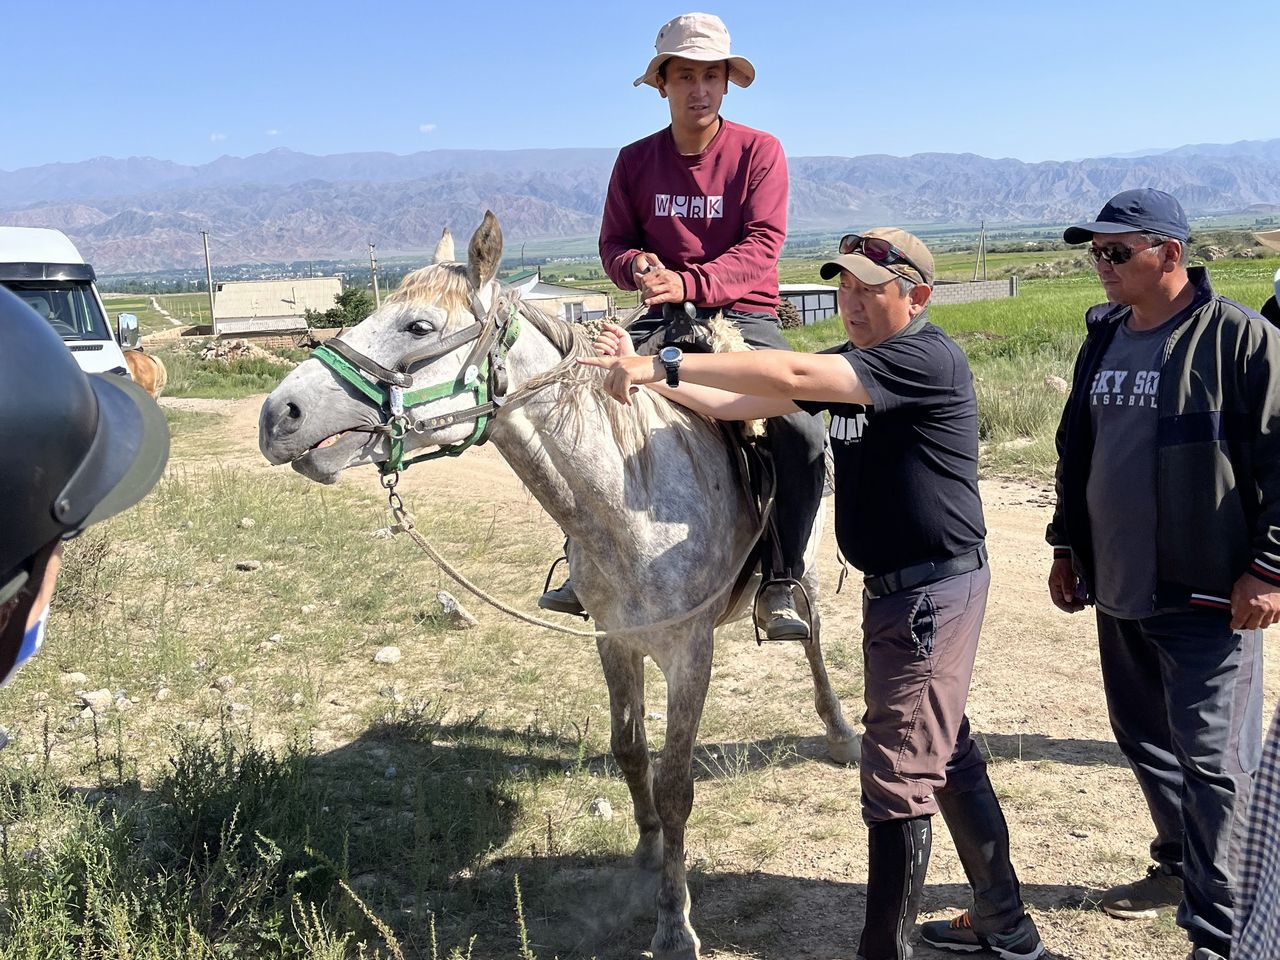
[820,228,935,286]
[634,12,756,89]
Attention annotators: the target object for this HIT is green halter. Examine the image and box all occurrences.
[311,296,521,474]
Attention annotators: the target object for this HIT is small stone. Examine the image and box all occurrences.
[211,675,235,693]
[267,633,284,644]
[183,520,195,529]
[235,560,261,572]
[60,672,90,688]
[155,688,172,702]
[436,590,478,629]
[288,692,304,707]
[31,691,48,706]
[114,696,134,712]
[1043,375,1069,394]
[300,604,317,615]
[238,517,256,529]
[588,797,614,820]
[1068,829,1090,839]
[373,646,401,665]
[646,711,665,722]
[80,689,113,715]
[384,766,397,779]
[371,527,393,540]
[80,707,95,720]
[378,685,399,699]
[227,702,251,715]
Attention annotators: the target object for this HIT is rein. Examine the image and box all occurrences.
[311,292,521,474]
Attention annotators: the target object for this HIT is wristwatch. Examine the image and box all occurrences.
[658,346,683,387]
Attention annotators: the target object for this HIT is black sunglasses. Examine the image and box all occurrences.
[839,234,926,281]
[1087,239,1166,266]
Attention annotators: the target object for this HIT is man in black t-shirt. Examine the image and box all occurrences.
[582,228,1043,960]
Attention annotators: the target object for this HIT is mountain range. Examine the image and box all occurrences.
[2,138,1278,274]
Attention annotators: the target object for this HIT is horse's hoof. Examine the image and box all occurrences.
[827,734,861,766]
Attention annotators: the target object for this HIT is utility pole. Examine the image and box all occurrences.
[973,221,988,281]
[201,231,215,327]
[520,242,526,270]
[369,242,381,308]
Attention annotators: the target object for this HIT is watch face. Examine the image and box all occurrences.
[659,346,681,363]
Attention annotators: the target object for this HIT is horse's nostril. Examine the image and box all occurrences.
[286,401,301,419]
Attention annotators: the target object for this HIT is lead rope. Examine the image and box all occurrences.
[380,469,775,640]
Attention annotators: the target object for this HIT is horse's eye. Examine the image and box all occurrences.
[406,319,435,337]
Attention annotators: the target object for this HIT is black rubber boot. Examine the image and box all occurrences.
[935,771,1027,933]
[857,817,932,960]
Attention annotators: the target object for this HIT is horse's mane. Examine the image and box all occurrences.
[387,261,473,329]
[510,297,725,479]
[387,261,726,482]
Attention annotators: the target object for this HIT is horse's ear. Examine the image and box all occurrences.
[433,227,455,264]
[467,211,503,289]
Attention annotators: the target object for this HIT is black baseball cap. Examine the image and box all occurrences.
[1064,188,1190,245]
[0,286,170,602]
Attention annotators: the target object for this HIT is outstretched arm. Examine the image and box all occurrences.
[579,344,870,408]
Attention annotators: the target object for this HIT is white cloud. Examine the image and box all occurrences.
[266,129,280,137]
[209,132,227,142]
[418,123,437,134]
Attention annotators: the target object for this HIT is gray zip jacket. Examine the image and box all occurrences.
[1046,267,1280,612]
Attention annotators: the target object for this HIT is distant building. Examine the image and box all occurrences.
[502,268,612,322]
[779,282,838,325]
[212,277,343,336]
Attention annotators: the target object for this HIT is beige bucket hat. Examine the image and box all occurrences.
[633,12,756,89]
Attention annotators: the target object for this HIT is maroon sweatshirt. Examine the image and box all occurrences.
[599,119,788,315]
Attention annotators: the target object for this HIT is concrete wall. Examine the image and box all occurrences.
[929,277,1019,306]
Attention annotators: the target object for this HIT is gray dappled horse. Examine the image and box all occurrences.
[258,212,856,959]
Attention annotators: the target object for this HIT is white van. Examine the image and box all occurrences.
[0,226,137,376]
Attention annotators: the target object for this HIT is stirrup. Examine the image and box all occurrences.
[753,575,813,645]
[540,556,588,621]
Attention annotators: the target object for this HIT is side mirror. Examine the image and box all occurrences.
[117,313,140,349]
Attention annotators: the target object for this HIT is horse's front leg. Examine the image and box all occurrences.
[597,638,662,870]
[798,575,860,765]
[649,637,713,960]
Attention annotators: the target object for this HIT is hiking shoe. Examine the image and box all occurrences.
[1101,863,1182,919]
[538,579,586,617]
[757,582,810,641]
[920,911,1044,960]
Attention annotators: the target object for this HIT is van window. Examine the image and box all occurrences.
[3,281,110,341]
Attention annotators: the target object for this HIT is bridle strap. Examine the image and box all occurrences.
[320,337,412,388]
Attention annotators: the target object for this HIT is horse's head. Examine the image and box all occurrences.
[259,211,511,483]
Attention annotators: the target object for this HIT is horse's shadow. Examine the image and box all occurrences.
[308,718,1118,958]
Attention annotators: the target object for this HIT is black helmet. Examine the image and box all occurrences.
[0,285,170,602]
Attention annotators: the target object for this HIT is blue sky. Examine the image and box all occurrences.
[6,0,1277,171]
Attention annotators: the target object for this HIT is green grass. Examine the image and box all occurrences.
[151,343,303,399]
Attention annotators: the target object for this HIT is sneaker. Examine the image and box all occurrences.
[538,579,586,617]
[920,911,1044,960]
[757,582,810,641]
[1188,949,1226,960]
[1100,863,1182,919]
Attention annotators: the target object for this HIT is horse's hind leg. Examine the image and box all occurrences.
[597,639,662,870]
[800,573,860,765]
[649,639,713,960]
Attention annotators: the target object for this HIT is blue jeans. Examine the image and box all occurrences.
[1096,609,1263,956]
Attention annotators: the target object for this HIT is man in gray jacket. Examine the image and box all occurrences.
[1047,188,1280,960]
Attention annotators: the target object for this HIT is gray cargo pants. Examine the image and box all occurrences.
[861,563,991,824]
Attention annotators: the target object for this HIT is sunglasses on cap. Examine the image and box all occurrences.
[1087,239,1167,266]
[839,234,927,282]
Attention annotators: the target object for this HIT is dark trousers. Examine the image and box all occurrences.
[1097,609,1264,956]
[631,309,825,579]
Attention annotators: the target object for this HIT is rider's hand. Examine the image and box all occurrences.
[638,267,686,306]
[593,322,635,358]
[632,252,664,282]
[577,354,662,404]
[1048,557,1086,613]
